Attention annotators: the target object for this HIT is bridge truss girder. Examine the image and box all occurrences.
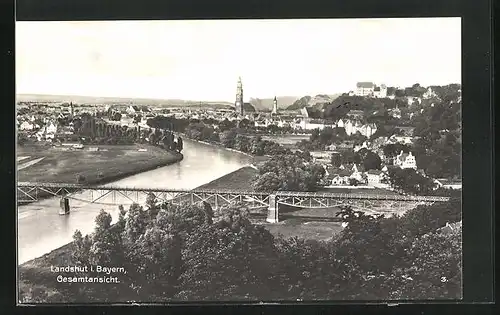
[277,196,434,213]
[17,187,270,210]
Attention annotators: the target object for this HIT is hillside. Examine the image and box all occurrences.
[249,96,300,111]
[16,94,234,108]
[287,94,341,110]
[322,95,409,120]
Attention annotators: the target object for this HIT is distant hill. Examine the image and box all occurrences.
[287,94,341,110]
[249,96,300,111]
[16,94,234,109]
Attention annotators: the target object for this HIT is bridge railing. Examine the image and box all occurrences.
[17,182,450,202]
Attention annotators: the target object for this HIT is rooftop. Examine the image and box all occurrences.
[357,82,375,88]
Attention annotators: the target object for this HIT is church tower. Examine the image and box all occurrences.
[272,96,278,115]
[235,77,244,115]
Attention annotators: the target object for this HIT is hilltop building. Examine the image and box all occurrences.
[355,82,388,98]
[355,82,376,96]
[235,77,244,115]
[272,96,278,115]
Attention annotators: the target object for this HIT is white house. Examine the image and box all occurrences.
[373,84,388,98]
[350,164,366,182]
[326,167,351,186]
[434,179,462,190]
[366,169,383,186]
[343,120,377,138]
[394,151,417,169]
[299,118,333,130]
[20,121,34,131]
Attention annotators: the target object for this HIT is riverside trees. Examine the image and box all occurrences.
[24,195,460,303]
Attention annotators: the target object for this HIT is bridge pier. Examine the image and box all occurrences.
[59,196,70,215]
[267,194,279,223]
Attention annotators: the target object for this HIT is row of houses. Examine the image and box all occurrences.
[324,163,389,187]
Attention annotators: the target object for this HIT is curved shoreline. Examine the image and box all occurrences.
[174,132,254,158]
[17,147,184,205]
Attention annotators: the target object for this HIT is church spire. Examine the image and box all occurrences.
[235,76,244,115]
[272,96,278,115]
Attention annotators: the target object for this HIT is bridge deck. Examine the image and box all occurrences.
[17,182,450,202]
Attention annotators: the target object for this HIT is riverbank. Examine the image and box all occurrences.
[173,131,270,166]
[17,144,183,198]
[197,166,259,191]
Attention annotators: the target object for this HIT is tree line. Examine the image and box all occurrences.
[19,194,462,302]
[70,114,183,152]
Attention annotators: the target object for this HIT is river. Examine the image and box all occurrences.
[17,139,253,264]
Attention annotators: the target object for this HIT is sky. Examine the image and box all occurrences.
[16,18,461,102]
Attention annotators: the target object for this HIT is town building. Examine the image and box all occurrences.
[366,169,383,186]
[355,82,387,98]
[325,166,351,186]
[341,120,377,138]
[350,164,366,183]
[394,151,417,169]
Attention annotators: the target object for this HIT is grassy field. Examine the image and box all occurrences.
[261,219,344,241]
[17,144,183,184]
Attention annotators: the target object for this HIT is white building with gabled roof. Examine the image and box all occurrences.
[394,151,417,169]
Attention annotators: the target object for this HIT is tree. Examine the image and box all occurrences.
[362,151,382,171]
[386,167,436,195]
[238,118,251,129]
[252,154,324,192]
[382,143,412,158]
[234,134,251,153]
[331,153,342,167]
[396,227,462,299]
[219,119,236,132]
[220,129,238,148]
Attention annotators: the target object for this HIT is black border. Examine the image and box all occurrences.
[3,0,494,313]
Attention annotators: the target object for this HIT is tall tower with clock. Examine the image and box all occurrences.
[235,77,244,115]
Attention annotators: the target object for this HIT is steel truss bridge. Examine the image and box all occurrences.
[17,182,450,222]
